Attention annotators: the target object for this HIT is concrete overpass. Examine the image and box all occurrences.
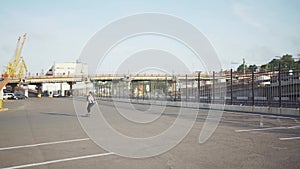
[4,73,224,84]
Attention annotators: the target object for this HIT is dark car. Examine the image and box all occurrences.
[15,93,27,99]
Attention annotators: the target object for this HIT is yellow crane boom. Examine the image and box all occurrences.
[18,56,28,77]
[4,33,28,78]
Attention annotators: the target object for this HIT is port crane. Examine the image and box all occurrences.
[3,33,28,78]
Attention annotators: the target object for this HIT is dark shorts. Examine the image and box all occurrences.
[87,103,95,113]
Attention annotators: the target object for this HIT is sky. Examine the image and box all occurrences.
[0,0,299,74]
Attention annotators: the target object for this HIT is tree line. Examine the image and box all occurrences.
[236,54,300,72]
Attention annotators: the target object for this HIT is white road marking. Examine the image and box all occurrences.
[271,146,287,150]
[279,137,300,141]
[235,126,300,132]
[1,152,115,169]
[223,111,299,121]
[0,138,90,151]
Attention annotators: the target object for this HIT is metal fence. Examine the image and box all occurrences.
[227,68,300,108]
[88,68,300,109]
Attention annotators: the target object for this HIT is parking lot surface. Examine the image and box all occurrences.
[0,98,299,169]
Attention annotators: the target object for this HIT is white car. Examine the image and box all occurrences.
[3,93,17,100]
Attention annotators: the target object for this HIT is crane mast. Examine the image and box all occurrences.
[4,33,28,78]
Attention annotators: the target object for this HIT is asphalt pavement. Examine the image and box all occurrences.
[0,98,299,169]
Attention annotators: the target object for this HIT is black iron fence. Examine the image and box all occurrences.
[226,68,300,108]
[88,68,300,109]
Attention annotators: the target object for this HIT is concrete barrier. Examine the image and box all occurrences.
[269,107,281,115]
[96,97,300,117]
[253,106,269,115]
[279,107,299,116]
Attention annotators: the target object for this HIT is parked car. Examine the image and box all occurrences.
[15,93,27,99]
[3,93,17,100]
[3,93,10,99]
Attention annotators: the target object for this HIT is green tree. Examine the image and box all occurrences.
[268,59,280,70]
[268,54,297,71]
[237,63,247,73]
[260,64,269,72]
[236,54,298,73]
[248,64,258,72]
[281,54,297,69]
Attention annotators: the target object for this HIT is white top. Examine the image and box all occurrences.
[87,95,95,104]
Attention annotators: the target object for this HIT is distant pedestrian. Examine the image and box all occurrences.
[84,91,95,117]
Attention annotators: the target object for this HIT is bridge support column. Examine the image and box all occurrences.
[67,82,74,96]
[36,83,42,98]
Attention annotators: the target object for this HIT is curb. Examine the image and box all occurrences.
[96,97,300,118]
[0,108,8,112]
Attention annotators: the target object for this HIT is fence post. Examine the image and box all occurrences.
[186,74,188,102]
[251,68,255,106]
[130,81,133,99]
[197,72,200,102]
[154,78,159,99]
[118,82,120,99]
[121,82,124,99]
[278,63,282,107]
[165,75,168,99]
[212,71,215,102]
[231,69,233,105]
[174,76,177,101]
[149,80,152,100]
[143,81,145,100]
[100,83,102,97]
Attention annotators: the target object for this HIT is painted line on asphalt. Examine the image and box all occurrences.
[1,152,115,169]
[235,126,300,132]
[279,137,300,141]
[224,111,299,121]
[0,138,90,151]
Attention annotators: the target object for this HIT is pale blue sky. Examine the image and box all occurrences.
[1,0,299,74]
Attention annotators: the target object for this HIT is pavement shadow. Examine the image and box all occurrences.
[40,112,78,117]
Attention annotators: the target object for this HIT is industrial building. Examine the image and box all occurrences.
[45,62,88,76]
[43,62,89,97]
